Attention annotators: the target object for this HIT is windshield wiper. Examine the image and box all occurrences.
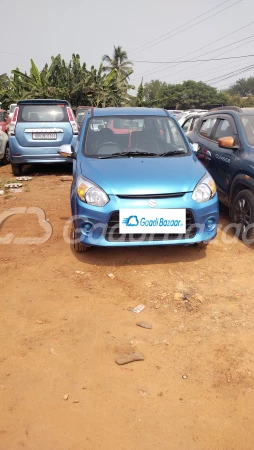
[160,150,186,157]
[99,151,158,159]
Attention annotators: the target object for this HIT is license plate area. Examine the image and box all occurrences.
[32,133,57,140]
[119,209,186,234]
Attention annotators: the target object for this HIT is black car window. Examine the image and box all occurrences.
[199,117,217,138]
[214,118,234,141]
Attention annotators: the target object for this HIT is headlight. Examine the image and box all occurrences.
[77,176,109,207]
[192,173,216,203]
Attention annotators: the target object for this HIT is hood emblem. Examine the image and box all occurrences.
[148,199,157,208]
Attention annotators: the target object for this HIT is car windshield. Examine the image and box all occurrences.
[241,115,254,147]
[83,115,189,158]
[18,104,68,122]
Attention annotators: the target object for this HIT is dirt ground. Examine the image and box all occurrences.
[0,163,254,450]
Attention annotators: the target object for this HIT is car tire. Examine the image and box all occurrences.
[1,145,10,165]
[11,164,23,176]
[232,189,254,242]
[72,227,90,253]
[196,241,210,249]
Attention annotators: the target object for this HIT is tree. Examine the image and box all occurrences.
[227,77,254,97]
[102,46,133,78]
[136,79,144,106]
[143,79,227,109]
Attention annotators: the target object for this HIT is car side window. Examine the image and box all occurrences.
[199,117,217,139]
[182,118,192,132]
[214,118,235,141]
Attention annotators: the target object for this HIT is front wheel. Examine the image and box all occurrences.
[196,241,210,249]
[1,145,10,165]
[231,189,254,242]
[71,227,91,253]
[11,164,23,176]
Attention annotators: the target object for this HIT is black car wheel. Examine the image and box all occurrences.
[71,227,90,253]
[232,189,254,242]
[1,145,10,165]
[11,164,23,176]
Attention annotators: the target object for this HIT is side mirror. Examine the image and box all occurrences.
[218,136,237,149]
[191,143,200,153]
[58,144,76,159]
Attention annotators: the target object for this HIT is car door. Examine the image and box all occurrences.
[193,115,218,172]
[208,114,240,202]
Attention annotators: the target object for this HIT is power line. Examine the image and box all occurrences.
[131,22,254,80]
[138,36,254,83]
[129,0,242,55]
[205,63,254,84]
[132,55,254,64]
[169,56,254,85]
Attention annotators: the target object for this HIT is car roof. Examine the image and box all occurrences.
[92,107,169,117]
[17,99,70,105]
[208,106,254,114]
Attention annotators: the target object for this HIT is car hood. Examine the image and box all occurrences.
[79,155,206,195]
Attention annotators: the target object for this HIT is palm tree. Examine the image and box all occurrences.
[102,46,133,79]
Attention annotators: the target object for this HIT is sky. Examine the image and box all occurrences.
[1,0,254,90]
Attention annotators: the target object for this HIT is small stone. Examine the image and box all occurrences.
[61,176,72,181]
[36,320,43,324]
[73,400,79,403]
[183,292,191,301]
[182,375,188,379]
[108,273,116,279]
[75,270,85,275]
[145,282,153,288]
[158,392,163,397]
[140,389,147,396]
[6,373,10,376]
[136,322,152,329]
[115,352,145,365]
[161,292,167,299]
[63,394,69,400]
[155,304,160,309]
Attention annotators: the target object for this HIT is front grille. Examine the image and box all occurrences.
[105,210,196,242]
[116,193,185,199]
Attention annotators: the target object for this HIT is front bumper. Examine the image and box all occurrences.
[71,192,219,247]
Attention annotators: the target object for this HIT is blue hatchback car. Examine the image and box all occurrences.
[59,107,219,251]
[9,99,78,176]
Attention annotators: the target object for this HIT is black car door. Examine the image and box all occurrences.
[192,115,218,173]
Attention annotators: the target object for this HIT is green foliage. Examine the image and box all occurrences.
[227,77,254,97]
[143,79,227,109]
[0,50,253,111]
[0,49,134,110]
[136,79,144,106]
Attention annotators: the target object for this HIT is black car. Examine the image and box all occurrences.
[187,107,254,241]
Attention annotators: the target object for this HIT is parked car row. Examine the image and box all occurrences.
[1,98,254,250]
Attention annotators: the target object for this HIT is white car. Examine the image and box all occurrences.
[8,103,17,120]
[0,131,10,165]
[179,112,205,134]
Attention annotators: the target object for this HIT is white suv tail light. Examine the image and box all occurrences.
[9,106,19,135]
[66,107,78,135]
